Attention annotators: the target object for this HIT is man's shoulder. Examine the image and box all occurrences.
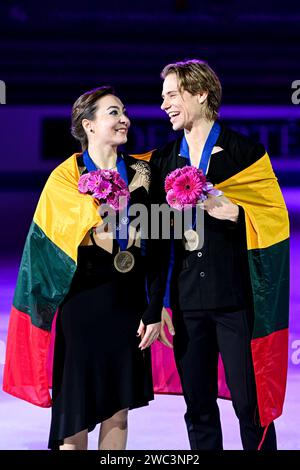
[151,138,180,166]
[220,125,266,166]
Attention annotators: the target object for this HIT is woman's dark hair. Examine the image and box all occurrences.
[71,86,115,151]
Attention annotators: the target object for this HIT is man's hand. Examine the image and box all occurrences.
[158,307,175,349]
[201,194,239,222]
[137,320,161,350]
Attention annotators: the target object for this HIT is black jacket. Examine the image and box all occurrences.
[150,125,266,311]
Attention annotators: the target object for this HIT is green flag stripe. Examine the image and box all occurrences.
[13,221,77,332]
[248,238,289,339]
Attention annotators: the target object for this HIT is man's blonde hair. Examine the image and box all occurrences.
[161,59,222,120]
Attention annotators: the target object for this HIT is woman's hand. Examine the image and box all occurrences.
[158,307,175,349]
[137,320,161,350]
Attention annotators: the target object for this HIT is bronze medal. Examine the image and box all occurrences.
[184,229,200,252]
[114,250,135,273]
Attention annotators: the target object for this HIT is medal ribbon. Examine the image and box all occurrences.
[179,121,221,174]
[83,150,130,251]
[179,121,221,229]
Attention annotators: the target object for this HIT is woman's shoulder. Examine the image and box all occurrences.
[128,149,154,163]
[124,154,151,176]
[51,153,83,177]
[123,154,151,193]
[127,155,151,182]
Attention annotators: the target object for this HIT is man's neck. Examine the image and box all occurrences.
[184,119,215,167]
[185,119,215,149]
[87,144,118,170]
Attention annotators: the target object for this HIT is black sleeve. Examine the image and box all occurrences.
[142,238,170,325]
[237,204,245,226]
[141,151,171,325]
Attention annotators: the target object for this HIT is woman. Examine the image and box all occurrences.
[3,86,163,450]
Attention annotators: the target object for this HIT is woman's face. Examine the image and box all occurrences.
[87,94,131,147]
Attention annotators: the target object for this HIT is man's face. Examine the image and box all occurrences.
[161,73,202,131]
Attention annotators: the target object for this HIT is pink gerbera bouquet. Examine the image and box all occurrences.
[165,165,222,210]
[78,169,130,211]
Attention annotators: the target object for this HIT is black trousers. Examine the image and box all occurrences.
[173,308,277,450]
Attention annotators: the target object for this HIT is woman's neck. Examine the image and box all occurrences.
[87,143,118,170]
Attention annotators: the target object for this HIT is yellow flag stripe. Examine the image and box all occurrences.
[33,154,102,262]
[130,150,155,162]
[215,153,289,250]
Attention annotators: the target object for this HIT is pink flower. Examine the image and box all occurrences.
[166,189,183,210]
[165,165,215,210]
[92,180,112,199]
[100,169,113,180]
[165,168,183,192]
[106,194,120,210]
[87,172,103,192]
[173,173,204,205]
[78,169,130,211]
[78,173,91,194]
[107,188,130,211]
[112,171,127,189]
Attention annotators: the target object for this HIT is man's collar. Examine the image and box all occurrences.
[179,134,189,159]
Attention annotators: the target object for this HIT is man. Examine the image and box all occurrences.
[150,59,289,450]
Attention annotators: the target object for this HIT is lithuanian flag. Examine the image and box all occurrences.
[3,154,102,407]
[149,149,289,430]
[216,152,289,427]
[3,150,153,407]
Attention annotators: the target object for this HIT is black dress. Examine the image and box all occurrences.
[48,155,163,449]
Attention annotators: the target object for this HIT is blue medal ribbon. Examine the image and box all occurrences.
[164,123,221,307]
[179,121,221,229]
[82,150,130,251]
[179,121,221,174]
